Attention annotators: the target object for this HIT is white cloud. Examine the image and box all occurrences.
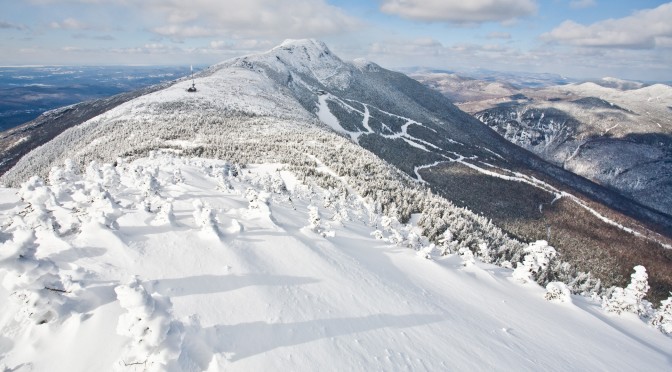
[367,37,667,80]
[155,0,361,38]
[379,0,537,23]
[50,18,89,30]
[370,38,447,56]
[569,0,596,9]
[110,43,182,55]
[367,38,523,64]
[152,25,217,39]
[209,39,273,51]
[33,0,361,39]
[542,3,672,49]
[72,33,115,40]
[209,40,229,49]
[61,46,83,52]
[486,31,511,39]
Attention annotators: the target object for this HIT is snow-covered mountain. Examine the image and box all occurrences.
[407,72,519,103]
[3,38,672,296]
[1,39,671,370]
[473,82,672,216]
[594,77,645,90]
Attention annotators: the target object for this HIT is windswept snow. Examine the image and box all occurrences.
[0,153,670,371]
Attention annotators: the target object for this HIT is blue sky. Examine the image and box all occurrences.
[1,0,670,81]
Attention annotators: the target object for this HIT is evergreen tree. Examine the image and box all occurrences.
[650,295,672,335]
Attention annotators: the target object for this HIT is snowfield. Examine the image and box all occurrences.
[0,153,670,371]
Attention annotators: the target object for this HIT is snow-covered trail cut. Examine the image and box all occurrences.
[0,154,670,371]
[317,94,358,142]
[414,161,449,184]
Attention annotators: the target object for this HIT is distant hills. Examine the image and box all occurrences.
[0,65,193,131]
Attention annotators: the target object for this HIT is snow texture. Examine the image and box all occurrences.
[0,154,670,371]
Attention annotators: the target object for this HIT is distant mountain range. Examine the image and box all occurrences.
[401,67,575,88]
[411,71,672,217]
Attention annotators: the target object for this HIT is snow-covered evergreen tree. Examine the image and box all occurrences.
[114,277,183,370]
[545,282,572,303]
[437,229,456,255]
[245,188,260,209]
[0,226,66,324]
[458,247,476,266]
[308,205,321,232]
[512,241,556,284]
[650,295,672,335]
[153,201,175,226]
[603,265,653,317]
[371,229,384,240]
[192,200,220,238]
[172,168,184,184]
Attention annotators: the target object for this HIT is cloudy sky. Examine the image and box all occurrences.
[1,0,671,81]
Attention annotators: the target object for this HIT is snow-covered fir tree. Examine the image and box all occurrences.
[603,265,653,317]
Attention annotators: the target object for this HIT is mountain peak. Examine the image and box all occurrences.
[275,38,332,56]
[352,58,381,72]
[255,39,350,89]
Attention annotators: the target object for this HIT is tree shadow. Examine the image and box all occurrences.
[180,313,445,368]
[0,201,22,211]
[571,298,672,364]
[117,223,191,239]
[145,274,320,297]
[47,247,107,263]
[70,281,119,315]
[0,334,13,358]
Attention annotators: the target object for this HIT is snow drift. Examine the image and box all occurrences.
[0,153,670,371]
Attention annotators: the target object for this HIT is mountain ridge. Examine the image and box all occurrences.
[2,39,672,303]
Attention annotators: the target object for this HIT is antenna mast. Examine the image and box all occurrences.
[187,64,197,92]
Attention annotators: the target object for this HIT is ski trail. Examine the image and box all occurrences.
[448,156,671,249]
[414,161,449,183]
[324,96,460,152]
[480,147,504,160]
[361,104,374,133]
[401,137,430,152]
[316,94,360,142]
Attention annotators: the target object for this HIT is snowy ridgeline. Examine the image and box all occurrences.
[3,38,667,306]
[0,152,671,371]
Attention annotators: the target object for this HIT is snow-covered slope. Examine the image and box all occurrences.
[0,153,670,371]
[474,82,672,215]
